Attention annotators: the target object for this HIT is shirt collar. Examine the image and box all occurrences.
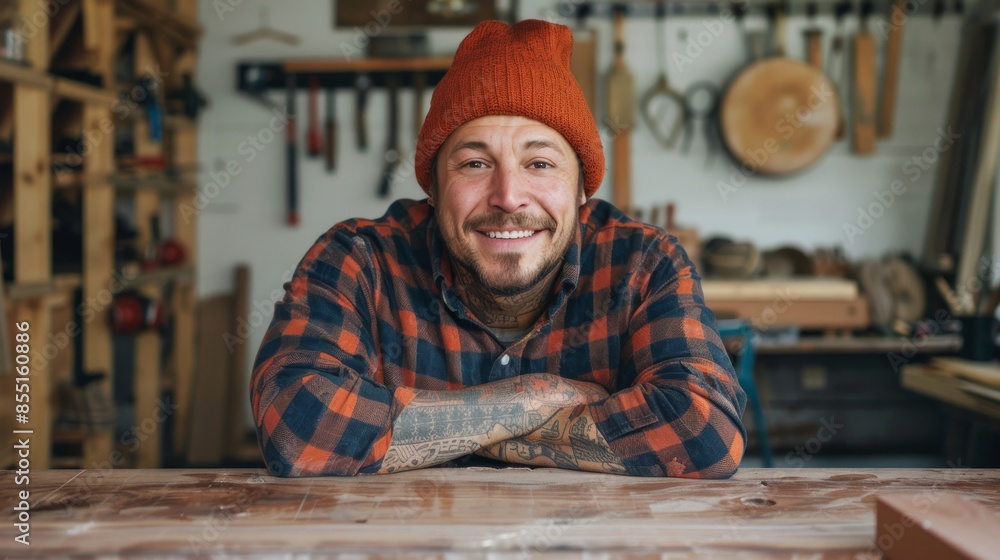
[429,211,582,316]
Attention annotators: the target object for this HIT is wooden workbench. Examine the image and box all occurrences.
[1,468,998,558]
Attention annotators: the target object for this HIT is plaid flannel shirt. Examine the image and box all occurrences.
[251,198,747,478]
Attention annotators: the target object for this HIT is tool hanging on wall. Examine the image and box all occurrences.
[680,81,721,166]
[137,74,163,142]
[720,3,840,175]
[852,0,878,155]
[642,1,686,150]
[377,74,401,199]
[606,5,634,212]
[803,2,823,69]
[355,73,370,151]
[325,86,337,172]
[285,73,299,226]
[828,1,851,139]
[306,76,322,158]
[877,0,906,138]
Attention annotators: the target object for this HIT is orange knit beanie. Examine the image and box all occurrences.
[415,19,605,198]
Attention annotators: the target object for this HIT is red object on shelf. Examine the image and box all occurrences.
[159,239,186,266]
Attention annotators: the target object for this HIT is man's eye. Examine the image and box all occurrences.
[531,161,552,169]
[465,161,486,168]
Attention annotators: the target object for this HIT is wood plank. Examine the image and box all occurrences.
[225,265,250,460]
[1,468,999,557]
[169,122,197,457]
[170,282,195,458]
[702,279,859,301]
[0,59,53,88]
[929,357,1000,389]
[53,78,117,105]
[80,102,115,467]
[132,188,162,468]
[876,493,1000,559]
[902,364,1000,420]
[955,18,1000,311]
[13,298,52,469]
[186,295,234,465]
[13,84,51,283]
[19,0,50,71]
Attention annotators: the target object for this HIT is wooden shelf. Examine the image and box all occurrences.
[757,334,962,355]
[0,58,52,88]
[283,56,454,73]
[112,174,196,194]
[129,265,195,286]
[5,273,82,301]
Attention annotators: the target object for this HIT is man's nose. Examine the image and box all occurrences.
[487,162,530,213]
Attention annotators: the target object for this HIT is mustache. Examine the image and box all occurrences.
[466,213,556,232]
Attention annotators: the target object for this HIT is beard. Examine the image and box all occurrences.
[443,211,577,297]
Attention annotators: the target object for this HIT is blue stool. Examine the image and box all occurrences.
[716,319,773,468]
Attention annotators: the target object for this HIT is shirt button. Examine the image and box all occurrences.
[500,354,510,366]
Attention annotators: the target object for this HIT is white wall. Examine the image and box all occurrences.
[194,1,970,426]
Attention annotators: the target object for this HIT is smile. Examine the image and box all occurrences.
[482,230,539,239]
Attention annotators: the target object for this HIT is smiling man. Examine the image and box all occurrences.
[251,19,746,478]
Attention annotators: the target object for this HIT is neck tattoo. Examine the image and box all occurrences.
[453,262,561,331]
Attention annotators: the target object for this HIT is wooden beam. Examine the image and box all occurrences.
[0,59,53,88]
[133,189,162,468]
[53,79,118,105]
[13,84,51,283]
[116,0,201,48]
[81,102,115,467]
[18,0,50,72]
[50,1,83,65]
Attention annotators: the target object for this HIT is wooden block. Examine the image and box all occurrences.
[876,493,1000,559]
[706,297,870,330]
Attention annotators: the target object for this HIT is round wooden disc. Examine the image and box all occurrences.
[720,58,840,175]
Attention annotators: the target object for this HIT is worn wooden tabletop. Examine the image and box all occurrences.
[1,467,998,558]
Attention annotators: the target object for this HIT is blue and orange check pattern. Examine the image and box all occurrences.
[250,198,747,477]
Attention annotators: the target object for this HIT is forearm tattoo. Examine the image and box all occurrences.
[477,406,628,475]
[379,376,560,473]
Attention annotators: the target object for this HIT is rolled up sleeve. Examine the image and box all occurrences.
[250,229,410,477]
[587,235,748,478]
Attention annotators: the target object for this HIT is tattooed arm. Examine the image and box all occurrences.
[378,373,606,473]
[472,387,629,475]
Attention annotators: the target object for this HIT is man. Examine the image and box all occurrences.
[251,19,746,478]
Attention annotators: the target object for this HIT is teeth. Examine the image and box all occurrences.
[485,230,536,239]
